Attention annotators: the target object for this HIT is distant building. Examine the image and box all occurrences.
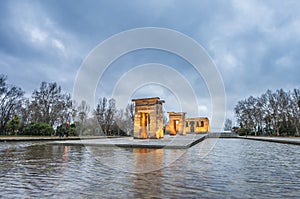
[165,112,186,136]
[185,117,210,133]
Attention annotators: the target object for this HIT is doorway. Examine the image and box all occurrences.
[190,121,195,132]
[140,113,149,138]
[173,120,177,135]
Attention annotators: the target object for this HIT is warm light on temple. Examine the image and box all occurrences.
[132,97,210,139]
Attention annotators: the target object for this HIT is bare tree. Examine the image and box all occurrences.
[235,97,255,132]
[235,88,300,136]
[224,118,232,131]
[105,98,116,135]
[94,97,117,135]
[77,100,90,122]
[95,97,107,134]
[0,75,24,134]
[0,74,6,94]
[124,103,134,135]
[29,82,72,126]
[19,99,31,130]
[290,89,300,136]
[126,103,134,123]
[76,100,90,134]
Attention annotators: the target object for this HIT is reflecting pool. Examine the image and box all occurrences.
[1,139,300,198]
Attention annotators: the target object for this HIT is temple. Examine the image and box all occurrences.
[185,117,210,133]
[132,97,165,139]
[165,112,186,135]
[132,97,210,139]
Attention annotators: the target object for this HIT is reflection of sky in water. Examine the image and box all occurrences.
[1,139,300,198]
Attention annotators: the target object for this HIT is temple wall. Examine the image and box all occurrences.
[185,117,210,133]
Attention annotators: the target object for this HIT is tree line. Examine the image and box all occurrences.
[234,88,300,136]
[0,74,134,136]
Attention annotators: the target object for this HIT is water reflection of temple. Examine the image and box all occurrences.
[132,148,164,197]
[132,97,210,139]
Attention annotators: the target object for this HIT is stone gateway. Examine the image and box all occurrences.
[165,112,186,136]
[132,97,165,139]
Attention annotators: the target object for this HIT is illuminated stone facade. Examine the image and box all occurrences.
[185,117,210,133]
[165,112,186,135]
[132,97,165,139]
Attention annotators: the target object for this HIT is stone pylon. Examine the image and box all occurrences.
[132,97,165,139]
[165,112,186,135]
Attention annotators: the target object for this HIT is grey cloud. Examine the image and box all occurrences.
[1,0,299,127]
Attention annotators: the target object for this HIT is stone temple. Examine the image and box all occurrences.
[185,117,210,133]
[132,97,210,139]
[132,97,165,139]
[165,112,186,135]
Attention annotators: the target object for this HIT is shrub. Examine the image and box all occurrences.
[56,123,78,137]
[23,123,55,136]
[237,128,252,136]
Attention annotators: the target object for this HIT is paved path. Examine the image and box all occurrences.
[239,136,300,145]
[48,134,208,149]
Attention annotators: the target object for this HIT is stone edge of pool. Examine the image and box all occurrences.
[0,136,121,142]
[239,136,300,145]
[46,134,208,149]
[1,134,300,147]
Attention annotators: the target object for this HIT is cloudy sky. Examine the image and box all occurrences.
[1,0,300,129]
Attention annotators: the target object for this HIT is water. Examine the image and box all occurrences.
[1,139,300,198]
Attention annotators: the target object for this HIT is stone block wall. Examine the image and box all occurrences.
[185,117,210,133]
[132,97,165,139]
[165,112,186,135]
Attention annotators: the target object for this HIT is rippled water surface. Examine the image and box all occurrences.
[1,139,300,198]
